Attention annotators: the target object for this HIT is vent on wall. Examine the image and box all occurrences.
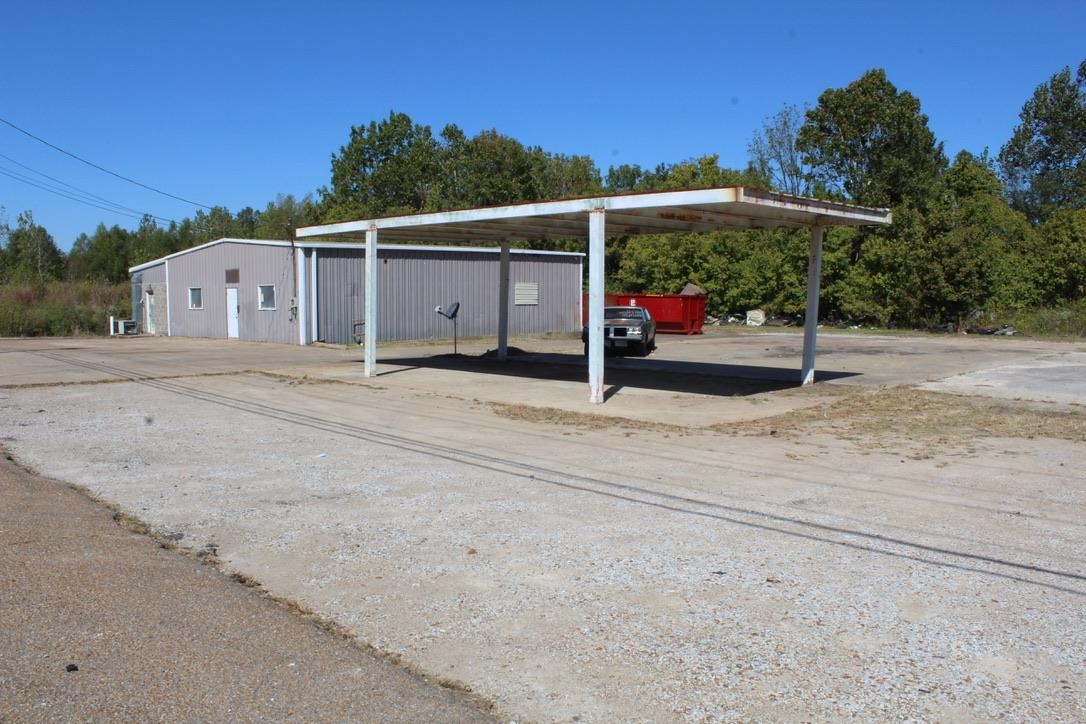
[514,282,539,306]
[225,268,240,284]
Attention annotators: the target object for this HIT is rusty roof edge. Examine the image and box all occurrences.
[295,187,892,239]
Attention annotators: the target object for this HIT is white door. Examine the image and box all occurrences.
[144,293,156,335]
[226,287,239,339]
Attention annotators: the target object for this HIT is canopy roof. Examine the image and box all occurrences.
[294,186,891,403]
[296,187,890,242]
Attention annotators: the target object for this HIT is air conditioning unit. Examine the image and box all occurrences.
[109,316,138,336]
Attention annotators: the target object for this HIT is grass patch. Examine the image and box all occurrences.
[489,401,688,433]
[0,281,130,337]
[111,509,151,536]
[995,300,1086,339]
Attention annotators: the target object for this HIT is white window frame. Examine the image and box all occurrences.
[258,284,276,311]
[188,287,203,310]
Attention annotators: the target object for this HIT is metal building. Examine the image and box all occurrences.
[128,238,583,345]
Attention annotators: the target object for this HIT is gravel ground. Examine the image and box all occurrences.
[2,342,1084,722]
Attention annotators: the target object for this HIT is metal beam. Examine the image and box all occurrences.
[295,187,892,244]
[364,228,377,377]
[801,226,825,385]
[588,209,605,403]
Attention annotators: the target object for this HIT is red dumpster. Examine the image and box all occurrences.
[581,293,618,325]
[614,293,707,334]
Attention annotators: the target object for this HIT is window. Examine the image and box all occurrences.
[188,287,203,310]
[258,285,276,310]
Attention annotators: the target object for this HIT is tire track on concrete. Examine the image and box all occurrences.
[26,349,1086,596]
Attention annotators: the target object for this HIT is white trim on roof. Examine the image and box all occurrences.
[127,237,583,273]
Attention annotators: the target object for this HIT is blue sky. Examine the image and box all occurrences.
[2,0,1083,250]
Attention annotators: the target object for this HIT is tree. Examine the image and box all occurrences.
[129,215,183,266]
[530,150,602,200]
[67,223,132,283]
[797,69,947,208]
[322,111,441,220]
[0,206,9,282]
[192,206,240,244]
[943,150,1003,201]
[1035,208,1086,302]
[605,164,648,193]
[748,104,812,195]
[436,128,537,208]
[998,60,1086,223]
[254,194,321,239]
[3,211,64,284]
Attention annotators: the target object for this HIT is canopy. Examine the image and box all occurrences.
[296,187,892,402]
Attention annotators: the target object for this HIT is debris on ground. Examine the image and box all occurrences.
[481,346,528,358]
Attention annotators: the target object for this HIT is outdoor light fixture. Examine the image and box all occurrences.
[434,301,461,355]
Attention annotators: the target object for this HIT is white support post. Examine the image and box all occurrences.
[164,259,172,336]
[801,226,825,385]
[588,208,606,403]
[309,248,318,340]
[498,240,510,360]
[296,247,308,345]
[364,228,378,377]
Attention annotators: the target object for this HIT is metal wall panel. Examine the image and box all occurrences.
[315,248,365,344]
[312,247,580,344]
[133,240,580,345]
[138,264,166,284]
[168,242,300,343]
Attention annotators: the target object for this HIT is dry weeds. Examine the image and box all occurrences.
[716,385,1086,457]
[492,384,1086,460]
[489,402,689,433]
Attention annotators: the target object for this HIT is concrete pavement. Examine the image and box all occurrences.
[0,451,499,722]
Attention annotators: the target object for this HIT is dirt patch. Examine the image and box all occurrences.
[717,385,1086,456]
[0,370,244,390]
[489,401,690,433]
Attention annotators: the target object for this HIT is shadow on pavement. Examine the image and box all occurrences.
[378,350,860,398]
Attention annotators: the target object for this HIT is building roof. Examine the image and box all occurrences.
[127,237,583,274]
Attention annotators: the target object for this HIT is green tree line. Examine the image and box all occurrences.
[2,60,1084,335]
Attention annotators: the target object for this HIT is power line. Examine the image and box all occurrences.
[0,153,176,225]
[0,115,214,210]
[0,166,171,225]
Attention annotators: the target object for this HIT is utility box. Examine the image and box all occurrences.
[614,294,707,334]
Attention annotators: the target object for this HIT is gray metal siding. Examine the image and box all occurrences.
[315,249,365,344]
[506,256,583,335]
[312,248,580,344]
[138,263,166,284]
[132,240,581,345]
[168,242,299,343]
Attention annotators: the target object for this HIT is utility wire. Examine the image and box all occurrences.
[0,152,176,225]
[0,165,175,226]
[0,166,164,223]
[0,115,214,210]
